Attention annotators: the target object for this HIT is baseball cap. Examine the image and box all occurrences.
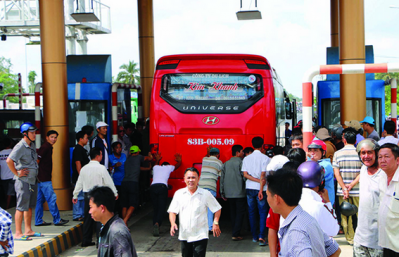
[130,145,141,153]
[267,155,289,172]
[315,128,331,140]
[209,148,220,154]
[308,140,327,151]
[360,116,375,126]
[96,121,109,129]
[344,120,361,130]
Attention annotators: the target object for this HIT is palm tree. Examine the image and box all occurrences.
[28,70,37,93]
[116,60,140,85]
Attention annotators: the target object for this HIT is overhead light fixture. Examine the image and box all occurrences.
[71,12,100,22]
[70,0,100,22]
[237,10,262,20]
[236,0,262,20]
[1,35,6,41]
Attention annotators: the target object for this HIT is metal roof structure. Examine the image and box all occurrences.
[0,0,110,44]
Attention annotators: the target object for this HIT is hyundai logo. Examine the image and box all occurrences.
[202,116,220,125]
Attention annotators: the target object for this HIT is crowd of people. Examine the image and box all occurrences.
[1,115,399,256]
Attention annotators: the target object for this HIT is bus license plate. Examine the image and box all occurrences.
[187,138,235,146]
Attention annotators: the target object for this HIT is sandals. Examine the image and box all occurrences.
[16,235,33,241]
[259,238,268,246]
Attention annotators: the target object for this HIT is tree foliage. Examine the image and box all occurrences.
[0,57,19,103]
[375,72,399,117]
[28,70,37,93]
[115,60,140,85]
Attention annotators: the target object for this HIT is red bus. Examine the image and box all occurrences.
[150,54,292,197]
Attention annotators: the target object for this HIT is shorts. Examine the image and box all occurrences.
[120,181,139,208]
[15,179,38,212]
[1,179,16,196]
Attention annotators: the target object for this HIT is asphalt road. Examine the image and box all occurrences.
[59,200,353,257]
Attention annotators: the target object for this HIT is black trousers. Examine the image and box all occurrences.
[181,239,208,257]
[150,183,168,226]
[83,193,101,244]
[228,197,246,237]
[384,248,399,257]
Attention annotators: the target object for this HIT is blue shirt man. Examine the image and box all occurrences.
[109,142,127,186]
[266,169,341,256]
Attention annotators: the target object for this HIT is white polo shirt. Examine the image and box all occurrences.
[378,167,399,252]
[241,150,270,191]
[354,165,383,249]
[378,136,399,146]
[168,187,221,243]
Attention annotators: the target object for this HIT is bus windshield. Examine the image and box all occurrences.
[161,73,262,101]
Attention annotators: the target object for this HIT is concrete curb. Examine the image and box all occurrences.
[17,223,83,257]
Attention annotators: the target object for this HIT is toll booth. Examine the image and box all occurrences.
[317,46,385,134]
[67,55,133,146]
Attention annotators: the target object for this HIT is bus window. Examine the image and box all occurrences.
[68,100,106,146]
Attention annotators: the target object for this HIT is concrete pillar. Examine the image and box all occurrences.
[138,0,155,119]
[39,0,71,210]
[339,0,366,124]
[330,0,339,47]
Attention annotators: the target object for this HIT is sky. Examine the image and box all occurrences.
[1,0,399,98]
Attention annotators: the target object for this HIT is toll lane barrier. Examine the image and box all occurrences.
[17,223,83,257]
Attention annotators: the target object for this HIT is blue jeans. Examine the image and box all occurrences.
[246,189,269,240]
[73,190,84,219]
[204,188,217,231]
[35,181,61,225]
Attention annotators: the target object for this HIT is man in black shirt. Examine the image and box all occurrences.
[121,146,152,226]
[89,186,137,257]
[35,130,69,226]
[72,131,90,221]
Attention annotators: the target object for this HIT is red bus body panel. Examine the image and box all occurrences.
[150,54,277,197]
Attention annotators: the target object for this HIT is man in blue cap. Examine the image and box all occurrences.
[6,122,40,240]
[198,146,223,233]
[360,116,380,141]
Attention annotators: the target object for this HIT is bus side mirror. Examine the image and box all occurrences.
[285,102,292,119]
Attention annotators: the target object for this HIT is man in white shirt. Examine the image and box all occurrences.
[150,152,182,236]
[0,137,15,209]
[241,136,270,246]
[378,120,399,146]
[168,167,221,257]
[377,143,399,256]
[354,139,383,257]
[72,147,118,247]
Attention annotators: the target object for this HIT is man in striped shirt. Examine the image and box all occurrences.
[198,147,223,232]
[266,169,341,256]
[333,127,362,245]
